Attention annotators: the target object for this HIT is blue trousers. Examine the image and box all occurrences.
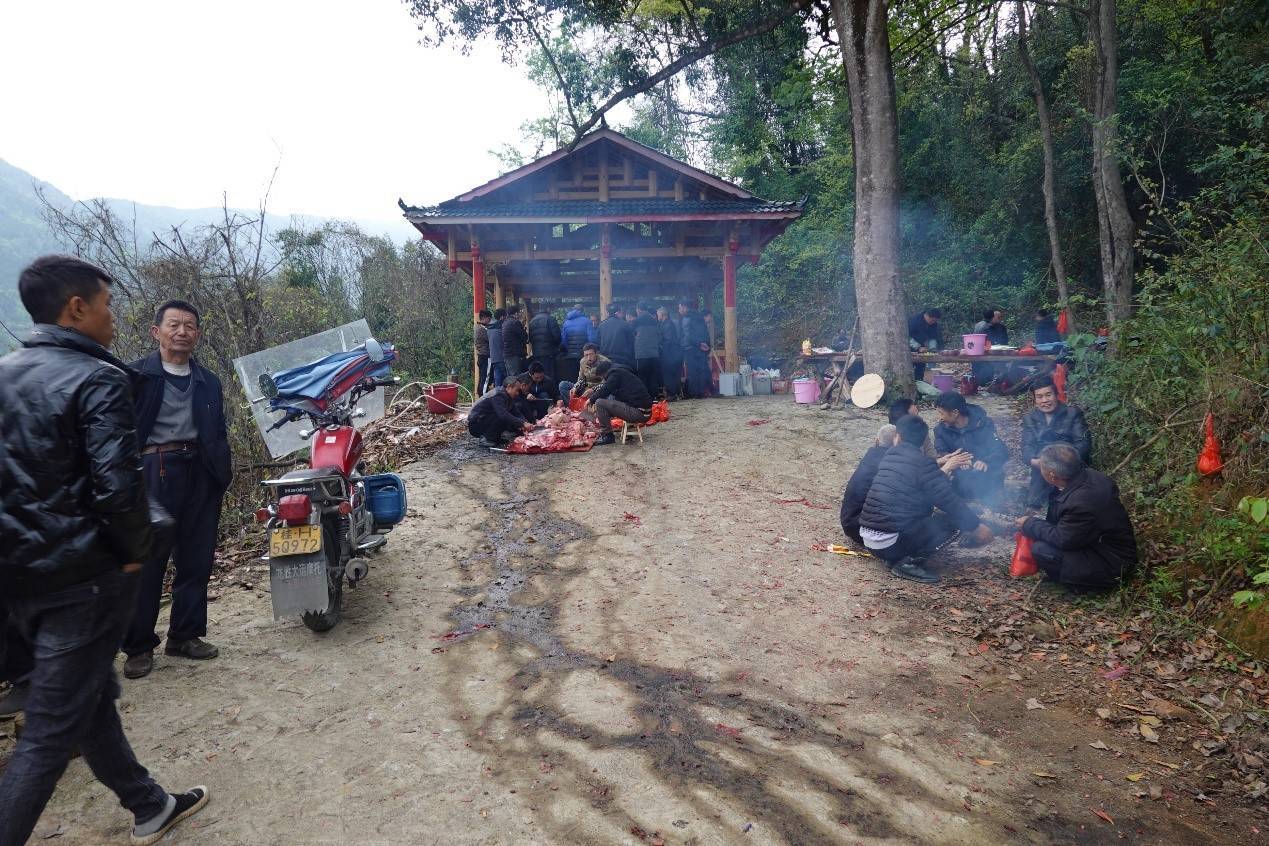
[122,451,222,656]
[0,570,169,845]
[490,361,507,389]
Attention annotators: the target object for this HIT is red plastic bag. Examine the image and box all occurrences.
[1056,309,1070,335]
[1052,363,1068,403]
[646,399,670,425]
[568,395,588,413]
[1010,533,1038,578]
[1197,413,1223,476]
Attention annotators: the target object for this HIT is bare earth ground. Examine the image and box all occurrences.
[13,395,1266,845]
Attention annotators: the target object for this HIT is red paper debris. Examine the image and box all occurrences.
[1101,664,1129,681]
[716,723,743,738]
[436,623,492,642]
[622,512,642,526]
[746,419,772,427]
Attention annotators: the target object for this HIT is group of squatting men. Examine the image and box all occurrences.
[839,380,1138,589]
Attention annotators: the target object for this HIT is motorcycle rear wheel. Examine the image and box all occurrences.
[302,522,344,632]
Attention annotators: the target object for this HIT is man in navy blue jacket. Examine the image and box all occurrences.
[121,300,231,679]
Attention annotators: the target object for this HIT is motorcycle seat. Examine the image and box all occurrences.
[277,466,345,482]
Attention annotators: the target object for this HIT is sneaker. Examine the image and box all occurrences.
[890,558,938,584]
[0,682,29,717]
[164,638,219,660]
[595,433,616,446]
[131,786,209,846]
[123,652,154,679]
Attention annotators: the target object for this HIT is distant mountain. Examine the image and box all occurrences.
[0,157,417,341]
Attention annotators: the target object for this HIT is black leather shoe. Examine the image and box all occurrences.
[890,559,938,584]
[165,638,219,660]
[595,433,616,445]
[124,651,154,679]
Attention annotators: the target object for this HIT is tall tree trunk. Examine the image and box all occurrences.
[831,0,911,395]
[1088,0,1135,329]
[1016,1,1071,328]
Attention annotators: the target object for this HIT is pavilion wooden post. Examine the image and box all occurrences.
[493,269,505,310]
[471,238,485,389]
[599,225,613,315]
[723,236,739,372]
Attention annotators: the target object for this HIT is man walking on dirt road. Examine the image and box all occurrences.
[0,255,208,846]
[121,299,232,679]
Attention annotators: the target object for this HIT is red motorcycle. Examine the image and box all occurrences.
[255,339,407,631]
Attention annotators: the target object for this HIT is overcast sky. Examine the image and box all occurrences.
[0,0,549,232]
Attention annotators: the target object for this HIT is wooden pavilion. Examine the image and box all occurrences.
[399,128,803,380]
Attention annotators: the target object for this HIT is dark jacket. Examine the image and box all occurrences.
[985,322,1009,346]
[475,321,490,356]
[1021,467,1137,588]
[526,375,560,403]
[0,325,153,596]
[908,312,943,349]
[467,388,526,434]
[633,313,661,360]
[502,316,528,359]
[860,442,980,534]
[1021,403,1091,464]
[561,309,591,358]
[658,317,681,359]
[591,364,653,409]
[680,310,709,352]
[528,312,561,358]
[133,351,233,491]
[934,404,1009,470]
[598,316,635,365]
[1035,316,1061,345]
[487,319,505,363]
[840,445,888,539]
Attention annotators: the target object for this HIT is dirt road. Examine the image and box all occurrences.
[24,396,1260,844]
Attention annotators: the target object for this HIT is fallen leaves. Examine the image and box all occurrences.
[974,758,999,766]
[1092,809,1116,826]
[1025,698,1046,711]
[1089,740,1111,751]
[1139,723,1160,744]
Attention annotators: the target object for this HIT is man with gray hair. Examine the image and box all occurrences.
[1015,443,1137,591]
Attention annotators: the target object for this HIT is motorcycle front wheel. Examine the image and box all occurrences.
[302,522,344,632]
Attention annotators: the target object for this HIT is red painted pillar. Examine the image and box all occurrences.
[723,239,739,372]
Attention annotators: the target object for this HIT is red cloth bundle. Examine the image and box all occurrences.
[1197,413,1223,476]
[1010,533,1038,578]
[1052,363,1068,403]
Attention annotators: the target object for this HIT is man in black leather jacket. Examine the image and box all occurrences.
[0,255,208,846]
[1021,375,1092,508]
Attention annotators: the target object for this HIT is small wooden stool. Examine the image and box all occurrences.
[618,420,645,445]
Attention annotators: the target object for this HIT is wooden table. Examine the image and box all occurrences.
[799,352,1058,366]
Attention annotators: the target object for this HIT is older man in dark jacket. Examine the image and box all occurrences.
[859,415,993,583]
[589,360,653,445]
[560,305,591,384]
[528,308,562,382]
[934,391,1009,507]
[0,256,208,846]
[1021,375,1091,508]
[679,301,711,399]
[1017,444,1136,590]
[122,299,232,678]
[657,306,682,399]
[840,426,897,545]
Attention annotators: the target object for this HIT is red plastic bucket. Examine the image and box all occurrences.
[424,382,459,414]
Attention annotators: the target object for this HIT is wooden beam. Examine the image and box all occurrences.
[599,155,610,203]
[674,177,684,202]
[622,157,632,186]
[493,265,505,309]
[454,245,754,262]
[724,232,739,372]
[447,230,457,271]
[599,224,613,314]
[648,169,657,197]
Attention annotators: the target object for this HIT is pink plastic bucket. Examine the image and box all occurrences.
[962,333,988,356]
[931,373,956,392]
[792,379,820,404]
[424,382,459,414]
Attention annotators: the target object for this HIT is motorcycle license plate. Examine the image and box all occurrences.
[269,525,321,557]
